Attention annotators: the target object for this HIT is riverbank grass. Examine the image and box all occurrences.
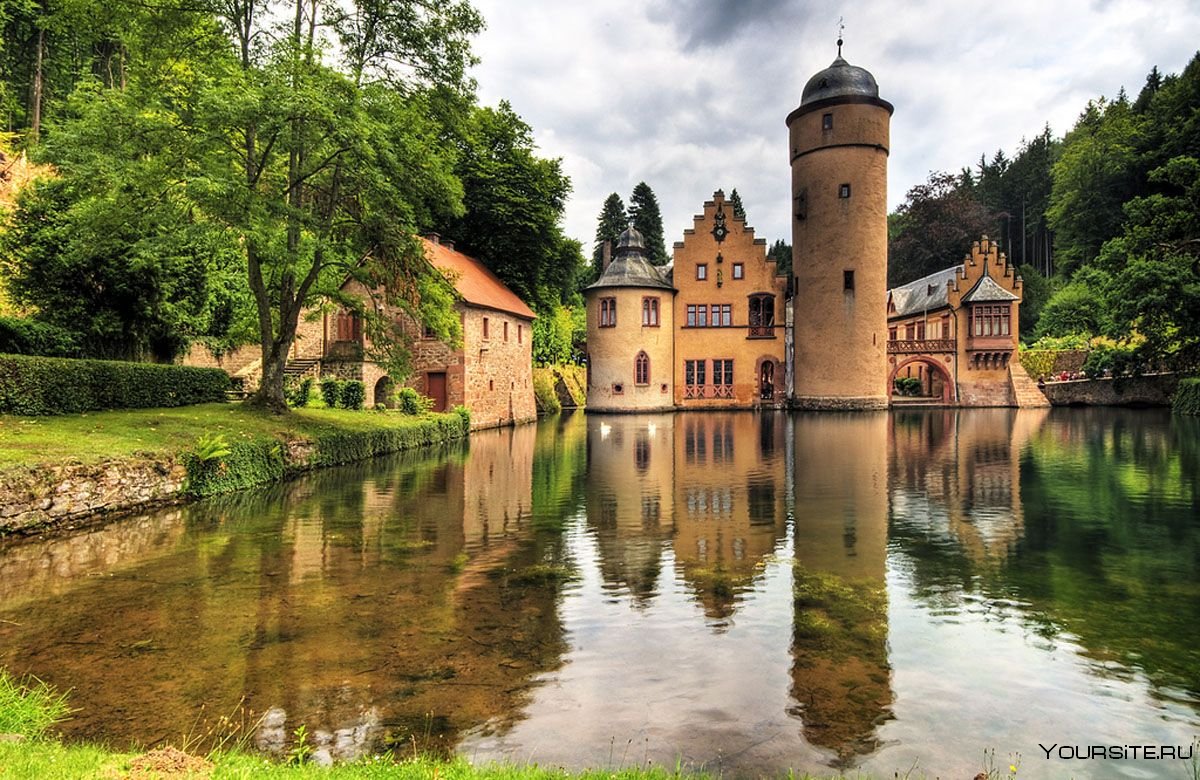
[0,403,463,469]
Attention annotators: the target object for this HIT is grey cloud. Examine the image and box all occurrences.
[648,0,814,51]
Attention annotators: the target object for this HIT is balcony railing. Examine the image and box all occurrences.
[748,325,776,338]
[887,338,956,354]
[684,384,735,399]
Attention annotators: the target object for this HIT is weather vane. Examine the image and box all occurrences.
[837,16,844,56]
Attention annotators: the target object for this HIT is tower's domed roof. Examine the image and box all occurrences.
[586,225,675,292]
[801,55,880,106]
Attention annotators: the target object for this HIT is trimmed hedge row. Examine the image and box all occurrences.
[1173,378,1200,415]
[312,414,468,467]
[0,354,231,415]
[183,412,470,497]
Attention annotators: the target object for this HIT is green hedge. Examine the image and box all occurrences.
[182,413,470,497]
[312,415,468,467]
[1173,378,1200,415]
[0,354,230,415]
[183,439,286,498]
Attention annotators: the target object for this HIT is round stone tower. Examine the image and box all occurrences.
[584,226,676,412]
[787,43,893,410]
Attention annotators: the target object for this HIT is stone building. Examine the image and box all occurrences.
[886,236,1048,407]
[185,235,536,429]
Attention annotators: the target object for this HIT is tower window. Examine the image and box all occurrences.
[635,351,650,385]
[642,296,660,327]
[822,113,833,130]
[839,183,851,199]
[599,297,617,327]
[844,270,855,291]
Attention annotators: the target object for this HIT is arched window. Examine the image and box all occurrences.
[635,351,650,385]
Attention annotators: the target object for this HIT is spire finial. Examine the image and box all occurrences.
[837,16,844,57]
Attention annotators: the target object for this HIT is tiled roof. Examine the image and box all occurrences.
[585,226,675,292]
[422,237,536,320]
[962,274,1019,304]
[888,266,959,318]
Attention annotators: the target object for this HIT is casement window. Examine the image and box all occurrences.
[635,351,650,385]
[714,359,733,386]
[642,297,660,327]
[717,304,731,327]
[972,304,1011,337]
[916,321,925,340]
[839,183,851,198]
[697,264,708,281]
[732,263,744,280]
[940,315,950,339]
[685,359,706,387]
[599,297,617,327]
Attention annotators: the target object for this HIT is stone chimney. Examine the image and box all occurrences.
[442,239,455,251]
[425,232,440,244]
[601,240,612,273]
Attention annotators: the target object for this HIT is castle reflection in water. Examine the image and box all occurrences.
[8,404,1197,779]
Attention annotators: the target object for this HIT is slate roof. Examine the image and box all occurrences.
[802,55,881,106]
[422,237,536,320]
[586,226,675,292]
[887,266,960,318]
[962,274,1019,304]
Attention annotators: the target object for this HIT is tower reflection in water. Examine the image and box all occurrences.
[790,412,893,764]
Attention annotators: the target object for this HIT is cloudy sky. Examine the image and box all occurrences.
[464,0,1200,257]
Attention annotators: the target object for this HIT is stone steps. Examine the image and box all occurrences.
[1009,362,1051,408]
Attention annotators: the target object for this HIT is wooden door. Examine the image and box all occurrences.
[427,372,447,412]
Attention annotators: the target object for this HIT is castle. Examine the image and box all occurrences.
[585,47,1048,412]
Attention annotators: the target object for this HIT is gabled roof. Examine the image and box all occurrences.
[887,266,959,318]
[962,274,1019,304]
[421,237,536,320]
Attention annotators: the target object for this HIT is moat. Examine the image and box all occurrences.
[1,409,1198,778]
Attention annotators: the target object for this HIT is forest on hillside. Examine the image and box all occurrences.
[888,53,1200,370]
[0,0,585,408]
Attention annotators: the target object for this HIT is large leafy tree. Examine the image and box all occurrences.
[628,181,669,266]
[444,100,580,310]
[1046,95,1143,275]
[887,171,994,286]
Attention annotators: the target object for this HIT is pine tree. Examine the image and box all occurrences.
[592,192,627,266]
[628,182,669,266]
[729,188,746,221]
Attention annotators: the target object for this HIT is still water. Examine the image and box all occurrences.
[1,409,1198,778]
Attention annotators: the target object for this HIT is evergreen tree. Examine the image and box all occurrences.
[767,239,791,277]
[729,188,746,221]
[592,192,627,266]
[628,181,669,266]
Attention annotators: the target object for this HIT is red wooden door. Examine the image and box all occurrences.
[427,372,447,412]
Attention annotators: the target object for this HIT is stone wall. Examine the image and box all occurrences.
[1040,374,1179,407]
[0,458,187,534]
[462,305,537,429]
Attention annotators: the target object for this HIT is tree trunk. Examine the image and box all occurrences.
[30,27,45,144]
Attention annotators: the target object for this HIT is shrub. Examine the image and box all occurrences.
[319,377,342,408]
[1172,378,1200,415]
[0,318,80,357]
[893,376,922,396]
[0,354,229,415]
[340,380,365,410]
[312,413,470,466]
[183,438,285,497]
[396,386,433,415]
[1083,342,1141,377]
[285,376,313,408]
[453,405,470,428]
[532,369,561,414]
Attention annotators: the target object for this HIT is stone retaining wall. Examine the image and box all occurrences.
[1040,374,1179,407]
[0,457,187,534]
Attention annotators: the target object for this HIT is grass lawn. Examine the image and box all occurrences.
[0,403,456,469]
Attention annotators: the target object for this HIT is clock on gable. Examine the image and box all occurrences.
[711,205,728,243]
